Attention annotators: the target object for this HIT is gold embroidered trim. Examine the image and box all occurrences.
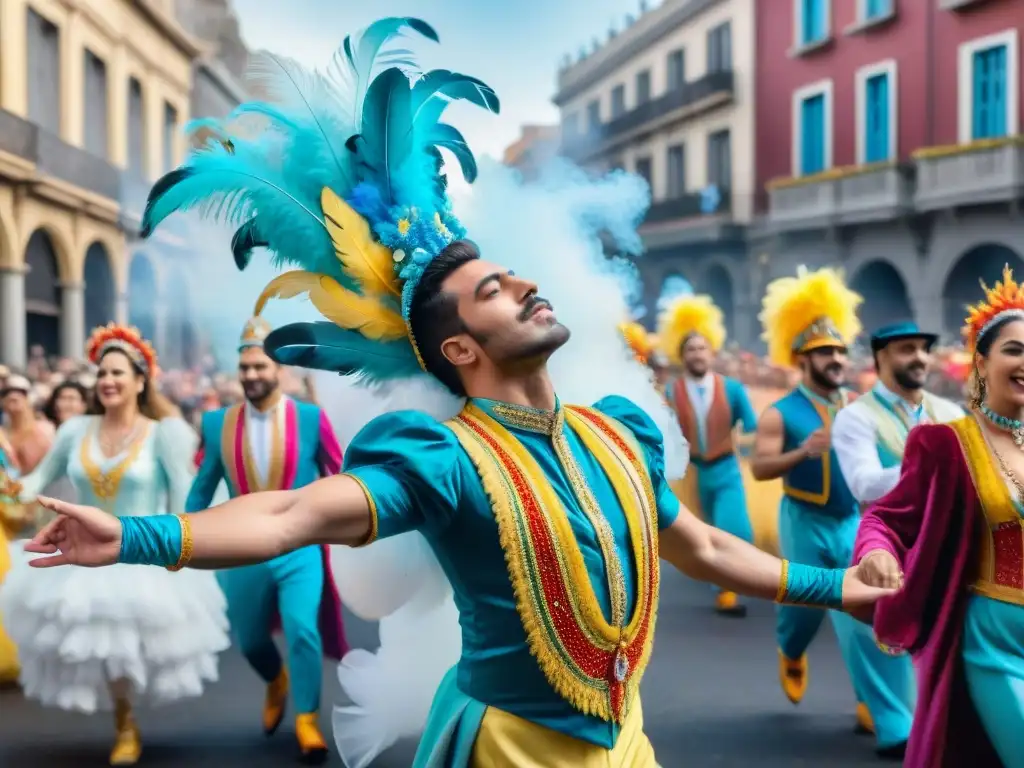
[80,420,152,511]
[345,472,379,547]
[488,402,558,434]
[167,514,193,571]
[775,559,790,603]
[241,401,286,491]
[446,403,659,723]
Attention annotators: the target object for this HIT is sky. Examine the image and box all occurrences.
[231,0,648,162]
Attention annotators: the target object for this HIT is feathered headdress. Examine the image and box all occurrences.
[239,316,273,351]
[759,266,862,367]
[142,17,500,382]
[619,321,652,365]
[86,323,159,377]
[657,295,726,364]
[963,264,1024,354]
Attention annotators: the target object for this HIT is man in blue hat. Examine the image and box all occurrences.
[831,320,963,758]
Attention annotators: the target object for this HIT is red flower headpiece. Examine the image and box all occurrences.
[86,323,159,377]
[963,265,1024,354]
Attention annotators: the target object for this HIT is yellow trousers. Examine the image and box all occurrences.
[0,518,20,683]
[471,703,657,767]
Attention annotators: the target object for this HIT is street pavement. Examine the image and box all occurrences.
[0,567,888,767]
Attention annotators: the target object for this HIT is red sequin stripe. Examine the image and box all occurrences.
[458,416,616,687]
[992,521,1024,589]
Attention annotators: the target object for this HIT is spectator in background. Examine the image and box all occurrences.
[42,380,90,428]
[0,374,53,475]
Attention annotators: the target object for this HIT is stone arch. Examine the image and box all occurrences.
[83,242,116,334]
[128,251,158,343]
[704,264,735,341]
[850,259,915,335]
[942,244,1024,339]
[164,267,197,369]
[24,229,62,356]
[0,206,16,269]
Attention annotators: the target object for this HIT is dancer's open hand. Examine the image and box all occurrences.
[23,496,121,568]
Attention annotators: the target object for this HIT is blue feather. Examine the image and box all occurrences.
[426,123,477,182]
[351,68,413,205]
[265,322,423,381]
[410,70,500,127]
[230,219,266,271]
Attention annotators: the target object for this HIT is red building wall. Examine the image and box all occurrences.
[755,1,1024,192]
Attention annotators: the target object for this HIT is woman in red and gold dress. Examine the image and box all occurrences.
[855,265,1024,767]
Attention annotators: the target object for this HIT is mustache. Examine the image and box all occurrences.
[518,296,553,322]
[822,363,843,374]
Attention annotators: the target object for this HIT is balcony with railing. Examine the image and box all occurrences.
[768,163,915,230]
[0,108,120,200]
[913,138,1024,212]
[561,71,735,163]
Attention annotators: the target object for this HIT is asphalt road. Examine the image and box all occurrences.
[0,568,888,767]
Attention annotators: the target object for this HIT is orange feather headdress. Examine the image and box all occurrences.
[963,264,1024,354]
[618,321,652,365]
[86,323,159,377]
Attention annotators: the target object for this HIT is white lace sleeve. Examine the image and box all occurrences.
[155,417,199,515]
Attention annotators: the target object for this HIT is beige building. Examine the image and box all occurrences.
[0,0,211,369]
[555,0,757,343]
[503,124,560,182]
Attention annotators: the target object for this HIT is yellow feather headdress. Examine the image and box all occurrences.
[657,295,726,364]
[618,321,652,364]
[963,264,1024,354]
[759,266,863,367]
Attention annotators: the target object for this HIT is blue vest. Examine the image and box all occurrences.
[775,388,857,516]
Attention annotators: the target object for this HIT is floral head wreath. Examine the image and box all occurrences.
[963,264,1024,355]
[86,323,159,378]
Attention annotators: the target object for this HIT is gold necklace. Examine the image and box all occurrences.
[977,415,1024,501]
[80,420,151,509]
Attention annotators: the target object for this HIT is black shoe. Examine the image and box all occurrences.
[876,741,907,760]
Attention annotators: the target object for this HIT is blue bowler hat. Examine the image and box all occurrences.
[869,321,938,352]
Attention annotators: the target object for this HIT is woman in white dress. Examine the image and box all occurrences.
[0,324,229,766]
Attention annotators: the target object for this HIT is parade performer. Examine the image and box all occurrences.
[619,321,652,365]
[0,323,228,766]
[658,295,757,616]
[833,321,964,504]
[21,17,893,768]
[185,316,348,764]
[750,268,909,757]
[854,265,1024,767]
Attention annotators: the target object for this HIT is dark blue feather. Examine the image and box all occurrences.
[353,68,413,204]
[230,220,267,271]
[410,70,500,127]
[426,123,477,182]
[265,322,422,381]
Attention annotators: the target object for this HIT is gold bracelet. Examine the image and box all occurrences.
[166,514,194,572]
[775,559,790,603]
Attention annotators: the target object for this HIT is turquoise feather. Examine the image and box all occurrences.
[265,322,422,381]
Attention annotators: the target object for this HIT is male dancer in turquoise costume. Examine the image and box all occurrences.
[751,269,909,759]
[186,317,347,764]
[658,295,757,616]
[20,18,897,767]
[829,321,963,757]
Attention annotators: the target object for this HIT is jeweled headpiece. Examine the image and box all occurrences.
[86,323,159,377]
[618,321,652,365]
[759,266,862,367]
[656,295,726,364]
[141,17,499,384]
[964,264,1024,354]
[239,316,273,350]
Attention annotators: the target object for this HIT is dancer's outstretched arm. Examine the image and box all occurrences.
[24,473,373,570]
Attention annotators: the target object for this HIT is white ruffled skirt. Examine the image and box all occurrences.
[0,546,230,714]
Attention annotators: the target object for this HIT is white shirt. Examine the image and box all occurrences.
[683,372,714,449]
[833,383,963,504]
[244,397,285,484]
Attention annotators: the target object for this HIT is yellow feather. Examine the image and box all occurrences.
[321,187,400,298]
[254,270,407,341]
[656,295,726,364]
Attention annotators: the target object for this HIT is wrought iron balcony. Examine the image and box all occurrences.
[645,188,731,224]
[561,70,735,162]
[0,109,120,200]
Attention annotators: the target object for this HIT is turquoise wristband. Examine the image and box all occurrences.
[118,515,183,568]
[777,561,844,609]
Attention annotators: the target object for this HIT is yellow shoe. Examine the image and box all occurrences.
[110,700,142,766]
[779,650,808,704]
[263,667,289,736]
[855,702,875,735]
[715,591,747,617]
[295,713,329,765]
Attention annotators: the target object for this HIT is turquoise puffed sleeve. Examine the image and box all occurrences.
[342,410,462,542]
[593,395,680,530]
[154,417,199,516]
